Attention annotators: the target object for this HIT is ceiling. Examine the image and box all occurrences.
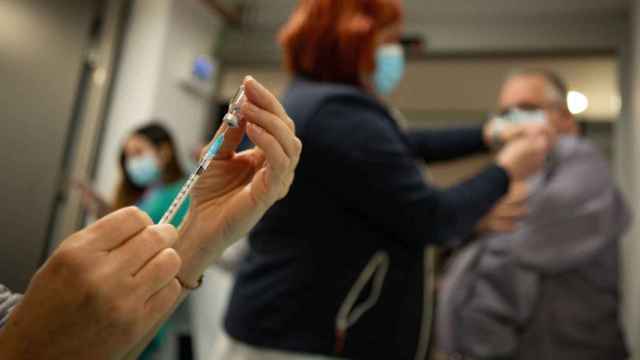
[217,0,629,64]
[240,0,629,30]
[406,0,628,18]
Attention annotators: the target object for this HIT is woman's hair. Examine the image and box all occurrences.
[113,122,184,209]
[279,0,402,87]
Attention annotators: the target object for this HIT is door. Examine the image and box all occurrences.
[0,0,97,291]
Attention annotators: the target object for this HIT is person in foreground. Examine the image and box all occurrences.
[436,69,630,360]
[0,76,302,360]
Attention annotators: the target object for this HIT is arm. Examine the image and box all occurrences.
[511,140,631,273]
[404,119,556,164]
[123,76,301,359]
[71,178,113,218]
[309,101,510,246]
[445,245,541,358]
[405,126,490,163]
[0,207,183,360]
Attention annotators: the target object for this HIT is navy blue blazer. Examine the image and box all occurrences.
[225,78,510,359]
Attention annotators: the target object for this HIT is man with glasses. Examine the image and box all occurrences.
[435,69,630,360]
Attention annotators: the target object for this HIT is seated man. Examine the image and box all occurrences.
[436,69,630,360]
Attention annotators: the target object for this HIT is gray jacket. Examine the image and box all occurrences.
[436,137,630,360]
[0,284,21,328]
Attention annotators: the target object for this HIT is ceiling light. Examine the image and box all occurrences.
[567,91,589,115]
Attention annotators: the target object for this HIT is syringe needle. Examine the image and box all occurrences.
[157,84,245,225]
[158,129,228,225]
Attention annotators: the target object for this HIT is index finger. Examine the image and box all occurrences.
[84,206,152,251]
[243,76,293,131]
[202,92,249,161]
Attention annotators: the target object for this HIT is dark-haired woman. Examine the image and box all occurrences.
[114,122,190,226]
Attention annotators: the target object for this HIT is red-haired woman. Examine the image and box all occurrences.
[218,1,553,359]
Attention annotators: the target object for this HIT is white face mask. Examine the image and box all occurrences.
[503,108,546,124]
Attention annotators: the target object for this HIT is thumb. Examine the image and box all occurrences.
[200,120,246,161]
[213,122,246,160]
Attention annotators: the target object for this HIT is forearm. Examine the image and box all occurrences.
[0,285,25,360]
[405,126,489,163]
[0,286,22,329]
[0,328,24,360]
[174,212,231,285]
[122,291,189,360]
[432,163,510,245]
[0,299,45,359]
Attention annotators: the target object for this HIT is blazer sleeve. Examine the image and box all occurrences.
[305,98,510,246]
[405,126,490,163]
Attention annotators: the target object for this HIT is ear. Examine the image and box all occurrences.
[558,108,578,134]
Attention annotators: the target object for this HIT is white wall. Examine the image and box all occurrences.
[154,0,222,170]
[95,0,170,197]
[95,0,220,200]
[405,13,627,54]
[221,57,619,121]
[619,1,640,357]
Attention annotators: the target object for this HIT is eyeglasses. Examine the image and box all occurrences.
[498,101,563,117]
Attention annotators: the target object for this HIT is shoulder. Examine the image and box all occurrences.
[282,79,407,159]
[282,78,382,113]
[545,136,612,196]
[552,136,605,164]
[164,179,187,195]
[140,181,183,210]
[282,78,391,135]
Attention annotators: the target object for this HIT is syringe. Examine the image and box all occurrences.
[159,85,246,225]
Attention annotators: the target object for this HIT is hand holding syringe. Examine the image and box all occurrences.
[109,77,300,359]
[156,75,300,289]
[159,86,246,225]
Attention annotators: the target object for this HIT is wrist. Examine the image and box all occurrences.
[175,213,207,286]
[495,158,513,179]
[175,211,227,286]
[0,317,33,359]
[483,121,493,148]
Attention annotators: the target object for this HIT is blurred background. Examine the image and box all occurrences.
[0,0,638,359]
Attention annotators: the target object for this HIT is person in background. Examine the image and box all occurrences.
[217,1,554,360]
[0,77,302,360]
[76,123,191,358]
[436,69,630,360]
[116,123,191,227]
[76,122,191,228]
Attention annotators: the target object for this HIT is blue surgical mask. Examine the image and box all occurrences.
[373,43,405,96]
[126,153,161,187]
